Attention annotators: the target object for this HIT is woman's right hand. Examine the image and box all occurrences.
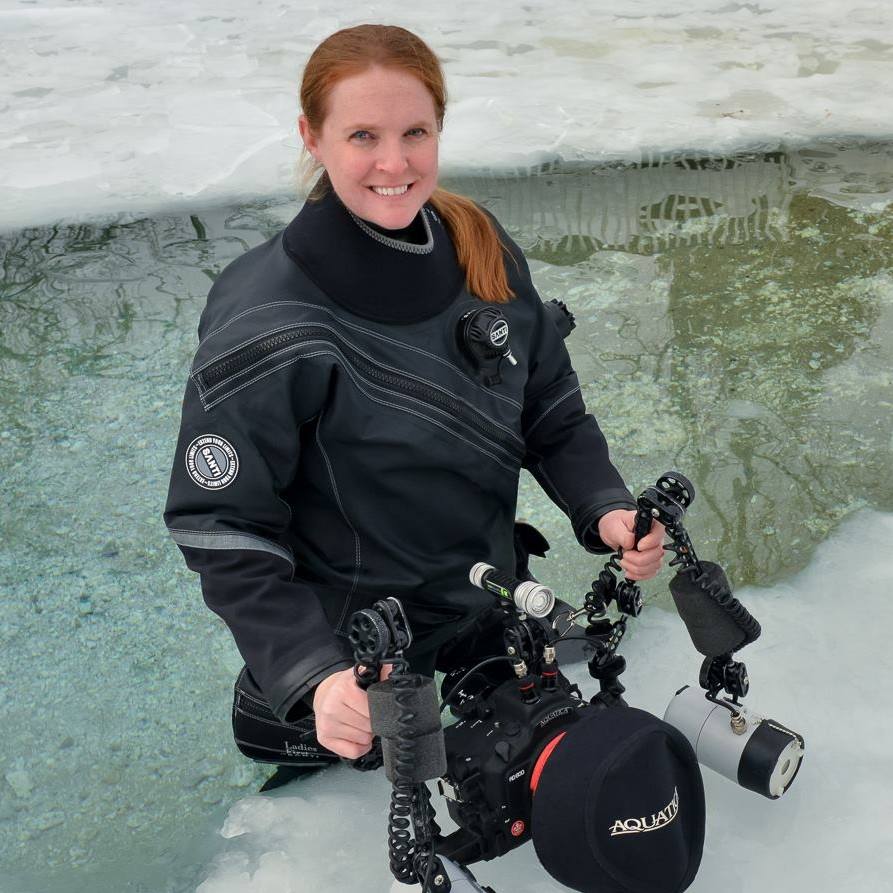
[312,666,388,759]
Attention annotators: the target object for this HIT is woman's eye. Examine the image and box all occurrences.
[351,128,427,141]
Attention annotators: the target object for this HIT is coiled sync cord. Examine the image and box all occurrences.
[386,657,439,888]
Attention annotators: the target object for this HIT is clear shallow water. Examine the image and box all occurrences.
[1,142,892,892]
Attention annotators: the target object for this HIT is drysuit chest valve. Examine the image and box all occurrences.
[457,307,517,385]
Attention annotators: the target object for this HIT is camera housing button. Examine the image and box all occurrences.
[494,741,512,762]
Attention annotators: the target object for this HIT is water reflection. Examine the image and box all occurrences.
[449,151,792,255]
[1,143,891,890]
[662,194,888,580]
[447,143,893,580]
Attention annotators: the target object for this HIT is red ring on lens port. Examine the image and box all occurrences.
[530,732,566,794]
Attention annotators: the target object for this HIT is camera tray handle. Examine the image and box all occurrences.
[347,600,486,893]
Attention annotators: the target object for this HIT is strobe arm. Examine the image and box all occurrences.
[642,471,762,673]
[608,471,759,704]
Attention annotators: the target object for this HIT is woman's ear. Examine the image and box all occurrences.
[297,115,318,159]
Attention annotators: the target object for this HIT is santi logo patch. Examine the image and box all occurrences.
[489,321,509,347]
[186,435,239,490]
[609,787,679,837]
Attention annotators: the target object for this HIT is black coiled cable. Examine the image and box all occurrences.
[387,656,417,883]
[664,523,698,572]
[605,551,623,575]
[386,659,440,888]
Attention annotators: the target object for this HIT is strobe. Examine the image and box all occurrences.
[664,686,805,799]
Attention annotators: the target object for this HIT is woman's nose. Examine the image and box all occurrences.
[374,139,410,174]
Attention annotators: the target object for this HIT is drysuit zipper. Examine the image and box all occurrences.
[197,325,524,463]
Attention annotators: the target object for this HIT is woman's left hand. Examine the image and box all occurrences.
[597,509,666,581]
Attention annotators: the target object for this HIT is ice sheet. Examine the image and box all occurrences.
[2,0,893,230]
[195,509,893,893]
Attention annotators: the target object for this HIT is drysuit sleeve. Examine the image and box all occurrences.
[163,321,351,723]
[517,259,636,553]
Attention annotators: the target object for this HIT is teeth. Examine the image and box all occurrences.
[371,184,410,196]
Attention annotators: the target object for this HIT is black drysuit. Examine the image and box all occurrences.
[164,184,635,726]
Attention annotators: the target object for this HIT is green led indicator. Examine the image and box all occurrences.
[484,580,513,600]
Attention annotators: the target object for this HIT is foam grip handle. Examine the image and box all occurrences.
[368,675,447,782]
[669,561,760,657]
[380,727,448,783]
[368,676,442,736]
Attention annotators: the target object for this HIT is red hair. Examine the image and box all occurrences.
[300,24,516,303]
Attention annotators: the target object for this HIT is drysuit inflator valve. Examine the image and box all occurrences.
[457,307,517,385]
[457,299,576,386]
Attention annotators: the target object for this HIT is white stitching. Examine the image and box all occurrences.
[335,362,520,474]
[200,346,519,473]
[198,299,522,410]
[197,337,330,400]
[360,378,521,464]
[195,320,324,379]
[200,348,332,409]
[236,689,271,709]
[198,341,522,463]
[314,409,362,619]
[525,385,581,438]
[215,335,519,461]
[197,320,523,443]
[233,710,297,731]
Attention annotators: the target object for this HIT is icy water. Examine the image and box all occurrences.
[1,142,892,892]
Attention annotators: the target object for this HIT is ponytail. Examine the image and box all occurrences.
[428,188,517,303]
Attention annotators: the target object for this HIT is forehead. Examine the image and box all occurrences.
[325,66,437,129]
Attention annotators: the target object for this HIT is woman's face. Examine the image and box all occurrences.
[299,65,440,230]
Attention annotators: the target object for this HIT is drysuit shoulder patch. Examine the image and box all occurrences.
[185,435,239,490]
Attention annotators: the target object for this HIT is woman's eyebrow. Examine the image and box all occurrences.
[343,120,433,133]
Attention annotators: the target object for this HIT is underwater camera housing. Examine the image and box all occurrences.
[350,472,805,893]
[436,661,592,862]
[435,656,707,893]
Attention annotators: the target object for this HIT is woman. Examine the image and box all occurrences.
[164,25,665,783]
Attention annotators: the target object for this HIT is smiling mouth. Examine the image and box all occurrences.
[368,183,413,197]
